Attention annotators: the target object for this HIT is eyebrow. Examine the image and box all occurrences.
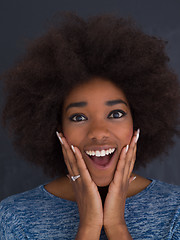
[65,99,128,112]
[105,99,128,106]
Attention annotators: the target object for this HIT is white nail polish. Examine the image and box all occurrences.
[135,129,140,143]
[56,131,63,145]
[132,176,136,181]
[71,145,75,153]
[66,174,70,179]
[125,145,129,153]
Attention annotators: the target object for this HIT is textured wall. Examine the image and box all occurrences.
[0,0,180,201]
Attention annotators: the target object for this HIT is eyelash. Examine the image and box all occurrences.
[69,110,127,122]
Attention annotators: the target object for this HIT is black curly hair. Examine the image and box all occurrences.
[1,12,180,178]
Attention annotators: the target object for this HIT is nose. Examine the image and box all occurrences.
[87,121,110,141]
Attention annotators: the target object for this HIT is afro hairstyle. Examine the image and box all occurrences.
[1,12,180,178]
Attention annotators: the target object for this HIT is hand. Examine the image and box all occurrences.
[56,132,103,232]
[103,129,139,231]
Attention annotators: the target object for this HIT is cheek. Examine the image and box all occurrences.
[62,129,74,145]
[61,121,73,144]
[124,128,133,141]
[125,116,134,142]
[114,124,134,144]
[62,123,84,146]
[127,127,134,142]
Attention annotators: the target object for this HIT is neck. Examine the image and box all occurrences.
[44,174,152,203]
[98,185,109,207]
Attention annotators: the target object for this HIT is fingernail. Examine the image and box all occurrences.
[56,131,63,145]
[66,174,70,179]
[125,145,129,153]
[135,129,140,143]
[71,145,75,153]
[132,176,137,181]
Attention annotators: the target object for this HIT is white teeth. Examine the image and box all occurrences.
[85,148,115,157]
[100,150,106,157]
[91,151,95,156]
[96,151,101,157]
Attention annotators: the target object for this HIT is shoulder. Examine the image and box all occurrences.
[130,178,180,208]
[152,179,180,198]
[0,184,44,205]
[0,185,43,221]
[0,184,61,228]
[144,179,180,211]
[0,186,44,238]
[0,183,77,224]
[126,179,180,238]
[152,180,180,236]
[0,184,78,239]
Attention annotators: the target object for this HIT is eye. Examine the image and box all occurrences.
[108,110,126,119]
[69,114,87,122]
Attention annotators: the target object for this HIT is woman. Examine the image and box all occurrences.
[0,13,180,239]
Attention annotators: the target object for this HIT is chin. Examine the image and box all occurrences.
[93,175,113,187]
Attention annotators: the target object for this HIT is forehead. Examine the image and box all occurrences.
[64,77,128,104]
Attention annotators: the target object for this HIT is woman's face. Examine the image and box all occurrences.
[62,77,134,186]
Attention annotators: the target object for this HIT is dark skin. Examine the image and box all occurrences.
[45,77,152,239]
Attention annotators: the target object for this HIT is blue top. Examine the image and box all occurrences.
[0,178,180,240]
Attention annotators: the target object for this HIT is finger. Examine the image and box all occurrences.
[56,131,73,176]
[113,128,140,185]
[62,146,74,176]
[57,137,74,177]
[123,140,136,181]
[129,175,137,184]
[123,129,139,181]
[112,145,127,185]
[62,138,80,177]
[126,129,139,179]
[57,132,80,176]
[128,144,137,179]
[73,146,94,184]
[56,132,94,185]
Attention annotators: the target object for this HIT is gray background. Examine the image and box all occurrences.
[0,0,180,201]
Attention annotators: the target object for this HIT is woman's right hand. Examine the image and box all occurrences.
[56,132,103,239]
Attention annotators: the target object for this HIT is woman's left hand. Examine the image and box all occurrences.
[103,129,139,235]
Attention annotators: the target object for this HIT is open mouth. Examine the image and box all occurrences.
[85,149,116,168]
